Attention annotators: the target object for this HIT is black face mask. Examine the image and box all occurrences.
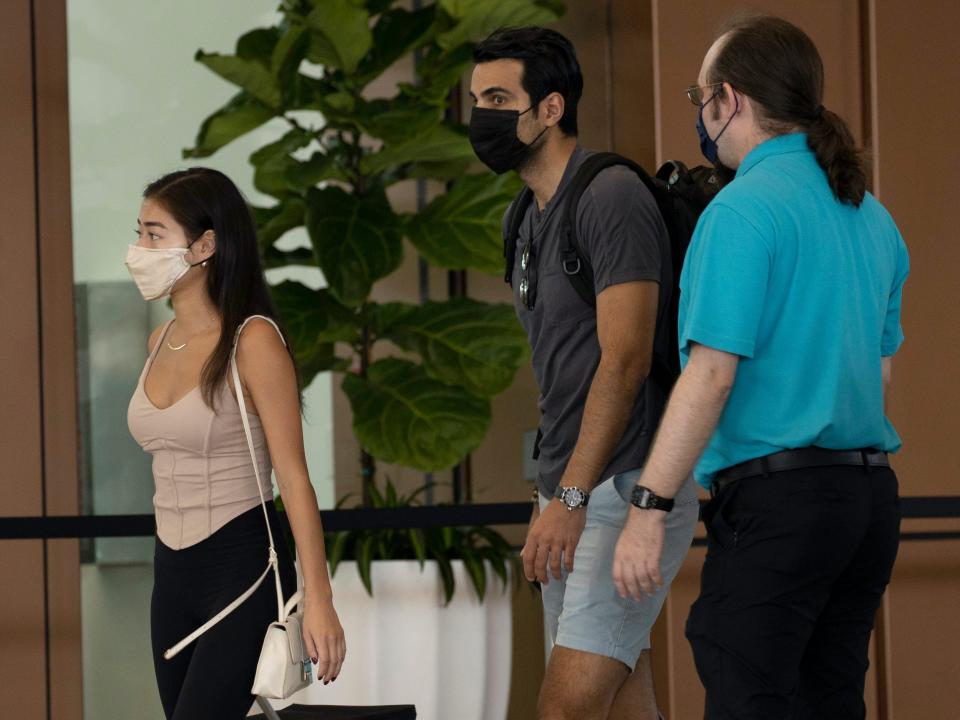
[469,106,547,174]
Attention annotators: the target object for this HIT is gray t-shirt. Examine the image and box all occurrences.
[506,145,672,496]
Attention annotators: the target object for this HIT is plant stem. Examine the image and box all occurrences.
[359,315,375,506]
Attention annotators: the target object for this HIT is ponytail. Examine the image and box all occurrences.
[806,107,867,207]
[710,14,868,207]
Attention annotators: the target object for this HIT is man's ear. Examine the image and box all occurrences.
[721,82,740,115]
[539,91,566,128]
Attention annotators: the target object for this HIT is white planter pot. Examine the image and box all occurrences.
[275,559,513,720]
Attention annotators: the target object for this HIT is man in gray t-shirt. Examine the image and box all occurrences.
[470,26,698,720]
[509,144,671,498]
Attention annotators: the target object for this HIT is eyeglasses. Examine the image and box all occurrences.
[518,240,536,310]
[686,82,724,106]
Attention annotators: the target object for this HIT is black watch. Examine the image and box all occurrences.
[554,485,590,511]
[629,485,674,512]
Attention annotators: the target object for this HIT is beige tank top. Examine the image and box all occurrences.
[127,316,280,550]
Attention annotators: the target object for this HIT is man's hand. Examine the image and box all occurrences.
[613,507,667,600]
[521,498,587,584]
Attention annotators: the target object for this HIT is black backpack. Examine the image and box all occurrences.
[503,152,731,394]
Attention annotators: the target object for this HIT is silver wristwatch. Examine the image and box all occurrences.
[554,485,590,511]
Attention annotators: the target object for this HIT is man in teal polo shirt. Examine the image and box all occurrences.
[612,14,908,719]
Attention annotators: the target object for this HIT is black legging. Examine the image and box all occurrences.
[151,504,297,720]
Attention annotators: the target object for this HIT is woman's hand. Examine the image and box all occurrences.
[302,595,346,684]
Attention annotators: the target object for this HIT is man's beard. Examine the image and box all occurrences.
[515,124,548,175]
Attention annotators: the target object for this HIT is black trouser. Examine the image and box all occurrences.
[685,464,900,719]
[151,505,297,720]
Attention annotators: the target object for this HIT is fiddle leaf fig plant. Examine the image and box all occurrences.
[187,0,565,489]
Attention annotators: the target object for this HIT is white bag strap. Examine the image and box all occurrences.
[230,315,287,624]
[164,560,274,659]
[164,315,294,660]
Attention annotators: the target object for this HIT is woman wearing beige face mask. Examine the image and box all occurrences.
[125,167,345,719]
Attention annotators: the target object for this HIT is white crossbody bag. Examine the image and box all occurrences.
[163,316,313,700]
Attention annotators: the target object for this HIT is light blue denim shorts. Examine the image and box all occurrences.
[539,469,699,669]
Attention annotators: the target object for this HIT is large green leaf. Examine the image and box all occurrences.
[264,246,316,270]
[342,358,491,471]
[437,0,562,49]
[404,172,522,274]
[251,198,306,248]
[355,97,443,144]
[306,90,361,129]
[354,6,437,85]
[287,73,340,113]
[305,0,373,75]
[272,280,358,344]
[360,122,473,176]
[403,158,474,182]
[250,128,314,197]
[271,23,308,77]
[195,50,282,108]
[305,186,404,306]
[365,0,395,14]
[236,27,280,66]
[285,150,352,191]
[183,92,274,159]
[403,43,475,105]
[271,280,356,386]
[376,298,528,398]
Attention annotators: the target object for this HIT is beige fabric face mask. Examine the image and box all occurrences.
[124,244,193,300]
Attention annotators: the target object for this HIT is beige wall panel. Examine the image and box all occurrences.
[0,0,43,515]
[872,3,960,716]
[885,540,960,718]
[0,542,48,716]
[34,0,83,715]
[872,0,960,495]
[656,546,706,719]
[35,0,80,519]
[48,540,82,720]
[610,0,658,167]
[0,1,48,714]
[507,583,547,720]
[554,0,614,150]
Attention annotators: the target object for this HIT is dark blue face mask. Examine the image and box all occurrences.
[696,90,739,165]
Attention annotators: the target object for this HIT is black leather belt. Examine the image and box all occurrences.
[712,447,890,495]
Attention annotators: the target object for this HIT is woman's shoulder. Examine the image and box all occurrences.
[236,315,287,354]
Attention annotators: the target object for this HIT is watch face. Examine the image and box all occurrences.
[639,488,651,508]
[564,488,585,507]
[630,485,673,512]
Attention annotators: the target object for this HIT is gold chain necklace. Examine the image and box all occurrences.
[166,322,218,351]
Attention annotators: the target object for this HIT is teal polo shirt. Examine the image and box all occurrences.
[679,133,909,488]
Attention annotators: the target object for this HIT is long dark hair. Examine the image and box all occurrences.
[143,167,299,408]
[474,26,583,136]
[709,14,867,206]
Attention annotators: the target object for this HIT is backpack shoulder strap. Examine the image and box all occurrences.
[563,153,683,394]
[560,152,660,308]
[503,186,535,286]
